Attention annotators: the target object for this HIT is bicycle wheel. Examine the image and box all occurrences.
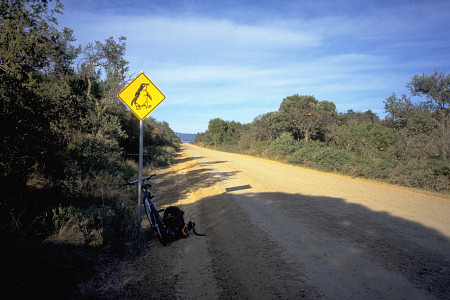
[144,198,155,229]
[145,199,168,245]
[154,212,168,245]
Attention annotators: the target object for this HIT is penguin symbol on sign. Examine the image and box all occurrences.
[131,83,152,110]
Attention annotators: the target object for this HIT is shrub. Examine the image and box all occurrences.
[287,143,315,166]
[97,201,139,244]
[268,133,299,159]
[250,140,271,156]
[120,159,139,180]
[355,159,392,179]
[147,145,177,166]
[45,200,138,247]
[309,147,354,173]
[49,204,83,234]
[389,164,435,188]
[222,142,240,153]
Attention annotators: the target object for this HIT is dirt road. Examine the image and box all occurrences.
[91,144,450,299]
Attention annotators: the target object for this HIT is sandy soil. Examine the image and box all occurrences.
[88,144,450,299]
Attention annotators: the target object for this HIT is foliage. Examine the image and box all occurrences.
[0,0,180,252]
[208,118,233,146]
[251,111,289,141]
[268,132,299,159]
[278,94,338,142]
[196,71,449,192]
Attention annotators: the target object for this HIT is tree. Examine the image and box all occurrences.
[384,93,419,127]
[385,71,449,160]
[279,94,338,142]
[0,0,73,187]
[77,36,129,126]
[407,70,449,159]
[208,118,229,146]
[408,70,449,111]
[335,120,395,156]
[1,0,183,260]
[316,100,338,143]
[279,94,319,141]
[279,94,318,115]
[251,111,289,141]
[207,118,241,146]
[0,0,64,80]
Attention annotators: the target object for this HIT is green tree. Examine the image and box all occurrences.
[194,130,213,147]
[385,71,448,161]
[279,94,337,142]
[384,93,419,128]
[279,94,318,115]
[335,120,395,156]
[316,100,338,143]
[0,0,73,187]
[279,94,319,141]
[77,36,129,129]
[251,111,289,141]
[208,118,230,146]
[64,36,131,177]
[0,0,64,80]
[407,70,449,159]
[1,0,183,259]
[338,109,380,126]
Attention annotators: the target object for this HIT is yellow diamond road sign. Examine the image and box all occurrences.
[117,72,166,121]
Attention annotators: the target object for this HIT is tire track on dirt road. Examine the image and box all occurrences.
[157,154,220,300]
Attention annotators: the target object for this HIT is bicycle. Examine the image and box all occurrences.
[125,174,206,246]
[125,174,168,245]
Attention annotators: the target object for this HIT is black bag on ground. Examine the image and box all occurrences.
[162,206,207,242]
[163,206,187,240]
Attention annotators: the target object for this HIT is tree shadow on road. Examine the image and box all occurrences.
[153,154,450,299]
[155,155,239,201]
[191,190,449,299]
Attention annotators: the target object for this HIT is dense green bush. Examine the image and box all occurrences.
[286,143,354,173]
[222,142,241,153]
[354,158,392,179]
[268,133,299,159]
[0,1,181,251]
[42,199,138,247]
[309,147,355,173]
[286,141,320,165]
[249,140,272,156]
[97,201,139,244]
[389,164,435,188]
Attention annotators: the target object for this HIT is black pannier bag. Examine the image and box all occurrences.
[162,206,206,243]
[163,206,187,241]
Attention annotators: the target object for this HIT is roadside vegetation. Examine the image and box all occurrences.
[1,1,180,295]
[195,72,449,193]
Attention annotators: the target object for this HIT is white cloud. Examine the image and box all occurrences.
[57,0,450,133]
[118,16,321,48]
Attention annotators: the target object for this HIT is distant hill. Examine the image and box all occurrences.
[175,132,197,143]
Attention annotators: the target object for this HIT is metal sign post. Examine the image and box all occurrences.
[116,72,166,231]
[137,120,144,229]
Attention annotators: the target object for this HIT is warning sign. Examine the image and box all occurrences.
[117,72,166,120]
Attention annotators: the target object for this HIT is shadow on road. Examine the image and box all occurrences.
[11,150,448,299]
[156,153,450,299]
[194,191,449,299]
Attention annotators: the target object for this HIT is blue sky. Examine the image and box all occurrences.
[57,0,450,133]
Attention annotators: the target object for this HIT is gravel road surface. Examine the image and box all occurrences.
[91,144,450,299]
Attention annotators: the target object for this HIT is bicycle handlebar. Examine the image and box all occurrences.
[124,174,156,186]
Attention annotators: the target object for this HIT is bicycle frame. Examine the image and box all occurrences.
[126,175,168,245]
[143,186,167,244]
